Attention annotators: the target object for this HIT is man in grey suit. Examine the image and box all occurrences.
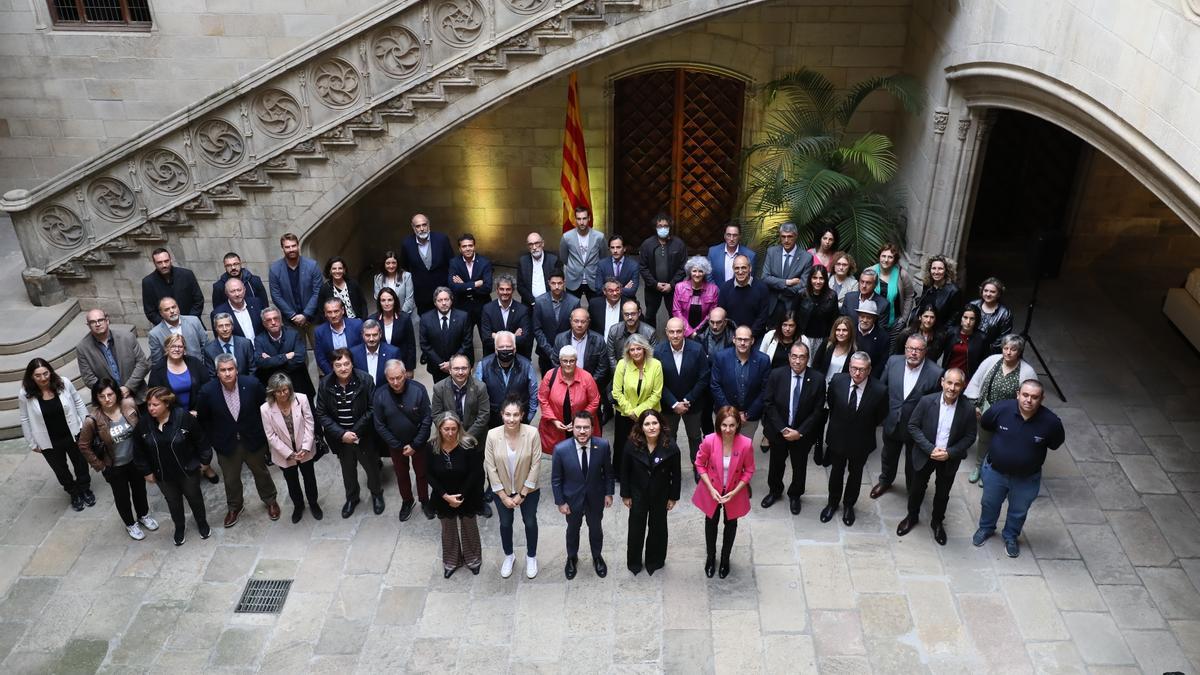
[148,297,208,365]
[606,299,657,370]
[203,314,258,377]
[558,206,606,301]
[898,368,976,545]
[76,308,150,401]
[871,334,944,499]
[759,222,814,326]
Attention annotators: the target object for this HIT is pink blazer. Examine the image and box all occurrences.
[671,280,720,337]
[260,393,315,468]
[691,432,755,519]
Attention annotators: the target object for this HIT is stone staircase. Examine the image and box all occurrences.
[0,300,85,439]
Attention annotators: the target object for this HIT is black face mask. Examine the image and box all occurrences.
[496,349,516,363]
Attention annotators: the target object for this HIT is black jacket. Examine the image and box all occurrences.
[794,289,838,339]
[133,407,212,481]
[211,268,268,309]
[620,440,682,503]
[762,366,826,442]
[142,266,205,325]
[912,282,963,331]
[369,311,417,371]
[968,299,1014,353]
[825,374,888,460]
[418,309,474,376]
[937,328,988,381]
[372,378,432,451]
[517,251,562,305]
[812,341,851,378]
[147,356,211,413]
[479,300,533,356]
[637,235,688,288]
[314,369,376,450]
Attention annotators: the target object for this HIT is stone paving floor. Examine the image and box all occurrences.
[1,274,1199,673]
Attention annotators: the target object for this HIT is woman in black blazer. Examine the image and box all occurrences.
[370,287,416,367]
[147,334,216,483]
[937,305,987,381]
[317,256,368,321]
[621,409,681,576]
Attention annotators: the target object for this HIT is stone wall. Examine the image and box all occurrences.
[0,0,386,192]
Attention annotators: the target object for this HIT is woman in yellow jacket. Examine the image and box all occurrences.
[612,333,663,479]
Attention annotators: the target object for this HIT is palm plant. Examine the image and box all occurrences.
[741,68,924,266]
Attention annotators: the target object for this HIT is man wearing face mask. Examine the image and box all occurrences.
[400,213,453,316]
[638,214,688,330]
[475,332,539,429]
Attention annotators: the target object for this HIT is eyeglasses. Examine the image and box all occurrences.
[86,318,108,325]
[848,365,869,373]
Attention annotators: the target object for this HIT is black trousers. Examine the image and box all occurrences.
[338,442,381,501]
[613,415,633,478]
[907,458,961,524]
[282,459,319,508]
[627,496,668,571]
[704,505,738,561]
[42,440,90,497]
[643,288,673,331]
[104,463,149,526]
[827,451,868,508]
[564,504,604,559]
[766,435,813,498]
[878,431,915,489]
[158,471,208,537]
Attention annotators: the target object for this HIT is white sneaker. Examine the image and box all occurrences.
[500,554,515,578]
[526,556,538,579]
[138,514,159,531]
[126,523,146,541]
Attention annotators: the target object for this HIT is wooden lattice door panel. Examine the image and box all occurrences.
[613,69,745,250]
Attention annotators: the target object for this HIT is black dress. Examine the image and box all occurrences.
[426,445,484,518]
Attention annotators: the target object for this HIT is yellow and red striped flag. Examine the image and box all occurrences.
[560,72,592,232]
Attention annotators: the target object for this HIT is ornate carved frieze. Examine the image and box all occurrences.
[434,0,486,47]
[311,58,363,109]
[87,178,136,222]
[503,0,549,15]
[254,89,303,138]
[194,119,246,167]
[38,204,86,249]
[139,149,190,196]
[373,26,424,78]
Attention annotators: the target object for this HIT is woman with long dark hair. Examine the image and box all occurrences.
[807,227,838,272]
[78,378,157,539]
[370,287,416,367]
[892,304,944,362]
[812,316,856,463]
[317,256,368,321]
[372,250,416,315]
[484,396,542,579]
[621,409,681,575]
[19,358,92,511]
[938,305,987,381]
[795,265,839,353]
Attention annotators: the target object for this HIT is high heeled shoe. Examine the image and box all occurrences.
[704,554,716,579]
[718,557,731,579]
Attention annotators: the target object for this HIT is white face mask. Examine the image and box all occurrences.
[656,227,670,239]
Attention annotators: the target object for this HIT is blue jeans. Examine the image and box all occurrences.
[493,490,540,556]
[978,462,1041,542]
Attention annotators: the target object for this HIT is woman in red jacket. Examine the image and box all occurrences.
[537,345,601,454]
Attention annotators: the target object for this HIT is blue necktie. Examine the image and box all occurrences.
[789,374,802,427]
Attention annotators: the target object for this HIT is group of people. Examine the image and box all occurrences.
[18,209,1063,582]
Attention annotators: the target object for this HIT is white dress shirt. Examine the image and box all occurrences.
[530,255,547,298]
[902,361,923,399]
[604,302,621,337]
[230,304,255,340]
[935,396,956,448]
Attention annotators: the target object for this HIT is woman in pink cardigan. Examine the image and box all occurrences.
[261,373,322,523]
[692,405,755,579]
[672,256,720,337]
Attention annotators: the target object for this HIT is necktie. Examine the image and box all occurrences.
[789,373,802,427]
[784,251,792,270]
[615,260,621,278]
[223,343,232,355]
[580,445,589,474]
[848,384,858,411]
[441,315,448,332]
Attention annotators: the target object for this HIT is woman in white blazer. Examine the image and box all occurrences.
[261,373,322,523]
[19,358,92,511]
[483,396,543,579]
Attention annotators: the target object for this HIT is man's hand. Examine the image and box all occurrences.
[622,497,632,508]
[285,351,296,360]
[975,408,982,420]
[930,448,949,462]
[438,361,450,373]
[625,280,636,290]
[785,277,802,287]
[402,444,415,457]
[120,386,132,399]
[342,431,359,444]
[514,328,524,337]
[31,446,43,454]
[558,503,571,515]
[739,412,749,423]
[782,428,801,441]
[291,314,307,327]
[672,401,689,415]
[666,500,676,511]
[144,474,156,484]
[604,496,613,508]
[451,275,464,284]
[555,421,571,432]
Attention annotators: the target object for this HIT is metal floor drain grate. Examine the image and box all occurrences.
[235,578,293,614]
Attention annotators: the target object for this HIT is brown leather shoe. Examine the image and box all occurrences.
[223,508,242,528]
[266,501,281,521]
[896,515,918,537]
[869,483,891,499]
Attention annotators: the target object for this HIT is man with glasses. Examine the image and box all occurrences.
[710,325,771,443]
[693,307,733,437]
[821,352,887,526]
[606,300,657,372]
[871,334,943,500]
[517,232,561,306]
[211,251,267,309]
[707,222,756,285]
[76,309,150,402]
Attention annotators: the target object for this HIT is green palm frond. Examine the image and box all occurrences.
[835,74,924,125]
[835,133,898,183]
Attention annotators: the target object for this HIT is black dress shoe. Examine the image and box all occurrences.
[628,563,642,575]
[444,567,457,579]
[341,499,358,519]
[565,557,578,580]
[469,565,480,575]
[705,554,716,578]
[760,493,780,509]
[718,558,731,579]
[82,490,97,507]
[594,556,607,578]
[398,501,415,522]
[932,522,948,546]
[70,494,84,512]
[789,497,802,515]
[421,501,435,520]
[310,503,323,520]
[291,505,304,523]
[896,515,918,537]
[372,494,385,515]
[812,445,824,466]
[819,505,836,523]
[842,506,856,527]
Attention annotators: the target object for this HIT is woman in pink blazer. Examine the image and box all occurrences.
[261,373,322,523]
[672,256,721,337]
[692,405,755,579]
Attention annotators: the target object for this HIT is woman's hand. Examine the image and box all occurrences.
[708,485,722,502]
[446,493,464,508]
[622,497,632,508]
[499,494,515,509]
[666,500,676,511]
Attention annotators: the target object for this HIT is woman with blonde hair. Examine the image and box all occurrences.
[612,333,663,478]
[427,411,485,577]
[911,254,963,330]
[261,372,322,523]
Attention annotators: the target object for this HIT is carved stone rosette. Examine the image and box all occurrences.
[434,0,486,47]
[311,58,363,109]
[38,204,86,249]
[194,119,246,167]
[503,0,549,15]
[254,89,303,138]
[87,177,136,222]
[139,148,190,196]
[372,26,424,79]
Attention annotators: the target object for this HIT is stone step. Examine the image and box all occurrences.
[0,361,83,411]
[0,316,89,383]
[0,299,80,355]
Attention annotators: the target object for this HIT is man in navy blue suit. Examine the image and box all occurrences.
[654,318,710,478]
[211,277,264,341]
[315,298,364,376]
[269,232,324,335]
[351,319,399,386]
[448,232,493,344]
[399,213,453,316]
[594,234,639,301]
[203,313,258,377]
[551,411,614,580]
[196,354,280,528]
[254,307,314,397]
[710,325,772,443]
[478,273,533,357]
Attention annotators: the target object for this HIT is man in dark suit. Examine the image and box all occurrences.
[841,269,894,332]
[759,222,814,326]
[587,278,626,338]
[761,342,826,514]
[374,359,433,522]
[710,325,772,442]
[551,411,614,580]
[605,299,657,371]
[594,234,640,301]
[871,334,944,500]
[717,255,769,340]
[637,215,688,329]
[654,318,710,478]
[350,319,399,386]
[76,308,150,402]
[314,298,364,377]
[203,313,258,377]
[532,269,580,373]
[447,232,493,342]
[269,232,324,334]
[141,247,205,326]
[822,352,887,526]
[196,354,280,528]
[479,273,533,357]
[517,231,561,306]
[211,251,268,309]
[899,368,976,545]
[254,307,314,397]
[418,287,473,383]
[707,222,757,285]
[400,213,453,316]
[553,307,611,387]
[211,277,265,341]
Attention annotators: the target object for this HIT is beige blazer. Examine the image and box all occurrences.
[483,424,542,496]
[260,393,315,467]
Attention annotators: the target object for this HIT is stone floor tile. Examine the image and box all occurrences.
[292,539,349,593]
[355,625,414,673]
[902,578,968,655]
[938,537,997,592]
[314,617,369,656]
[0,545,34,598]
[762,634,817,675]
[1122,629,1192,675]
[1025,641,1086,675]
[0,497,65,546]
[661,566,710,630]
[613,597,661,663]
[1168,619,1200,664]
[330,573,382,622]
[748,517,797,565]
[1182,557,1200,593]
[890,528,944,577]
[1076,461,1144,511]
[865,636,926,675]
[1061,613,1133,665]
[1170,471,1200,492]
[810,610,864,657]
[1125,406,1176,437]
[202,544,259,583]
[165,611,226,651]
[58,638,108,674]
[711,610,763,674]
[1097,584,1167,629]
[511,583,566,662]
[107,602,184,667]
[212,625,269,667]
[661,629,714,674]
[1096,425,1149,455]
[20,518,94,576]
[1000,576,1069,640]
[844,534,899,593]
[797,545,854,610]
[1038,559,1106,611]
[1145,435,1200,473]
[1104,510,1176,566]
[1022,505,1081,560]
[755,564,807,632]
[405,636,458,672]
[264,590,329,654]
[817,655,872,674]
[345,517,399,574]
[374,586,426,626]
[1115,455,1176,494]
[1067,524,1139,584]
[2,650,59,673]
[1142,494,1200,557]
[959,593,1032,673]
[0,622,26,665]
[1137,566,1200,620]
[0,576,59,621]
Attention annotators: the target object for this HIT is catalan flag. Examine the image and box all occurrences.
[560,72,592,232]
